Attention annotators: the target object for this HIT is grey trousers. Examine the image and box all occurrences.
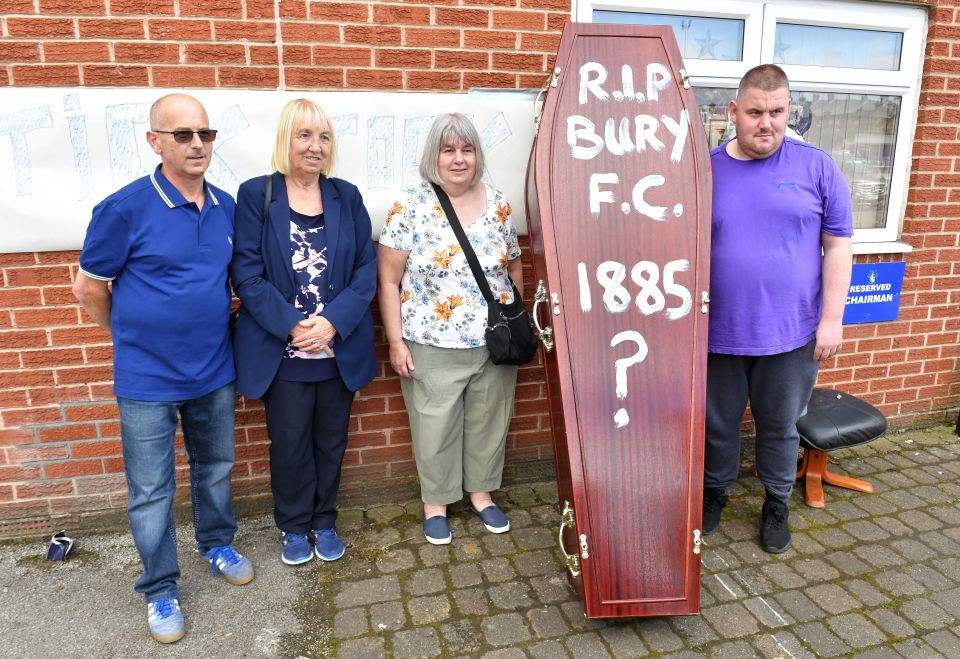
[704,339,819,501]
[400,341,518,505]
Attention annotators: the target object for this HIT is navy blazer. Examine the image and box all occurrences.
[230,172,378,400]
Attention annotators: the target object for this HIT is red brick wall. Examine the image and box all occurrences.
[0,0,957,536]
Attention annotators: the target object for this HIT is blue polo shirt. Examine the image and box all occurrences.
[79,165,236,401]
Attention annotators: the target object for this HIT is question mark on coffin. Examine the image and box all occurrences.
[610,330,648,428]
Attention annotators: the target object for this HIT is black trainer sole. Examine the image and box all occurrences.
[761,539,792,554]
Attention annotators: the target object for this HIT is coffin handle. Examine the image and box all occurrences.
[533,280,555,353]
[558,500,581,578]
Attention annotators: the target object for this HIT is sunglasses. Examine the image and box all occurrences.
[152,129,218,143]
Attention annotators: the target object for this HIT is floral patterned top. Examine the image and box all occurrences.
[379,181,521,349]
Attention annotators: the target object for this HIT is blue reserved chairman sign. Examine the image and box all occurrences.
[842,262,906,324]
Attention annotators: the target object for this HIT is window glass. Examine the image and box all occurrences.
[593,11,744,61]
[693,88,900,230]
[775,23,902,70]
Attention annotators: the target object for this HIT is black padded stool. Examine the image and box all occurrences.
[795,388,887,508]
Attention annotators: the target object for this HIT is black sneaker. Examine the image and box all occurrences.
[760,496,792,553]
[702,488,728,535]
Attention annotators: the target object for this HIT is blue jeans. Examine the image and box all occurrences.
[118,382,238,603]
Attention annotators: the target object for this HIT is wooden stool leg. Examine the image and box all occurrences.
[802,449,827,509]
[822,463,874,494]
[798,448,874,508]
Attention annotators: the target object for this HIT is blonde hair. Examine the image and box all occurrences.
[271,98,337,176]
[418,113,485,187]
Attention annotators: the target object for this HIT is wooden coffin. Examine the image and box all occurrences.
[525,23,712,618]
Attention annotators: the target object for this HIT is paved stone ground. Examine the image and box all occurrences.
[2,424,960,657]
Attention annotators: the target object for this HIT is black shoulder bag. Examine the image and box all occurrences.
[431,183,538,366]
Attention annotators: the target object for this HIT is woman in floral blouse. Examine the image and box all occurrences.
[378,113,522,545]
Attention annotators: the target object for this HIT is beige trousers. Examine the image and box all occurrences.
[400,340,519,505]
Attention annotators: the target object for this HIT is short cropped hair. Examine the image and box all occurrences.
[419,113,486,187]
[271,98,337,176]
[737,64,790,100]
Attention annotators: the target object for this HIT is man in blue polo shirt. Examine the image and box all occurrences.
[73,93,254,644]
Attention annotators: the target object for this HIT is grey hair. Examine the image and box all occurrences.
[418,113,486,187]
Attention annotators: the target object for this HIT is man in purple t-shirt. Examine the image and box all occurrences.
[703,65,853,553]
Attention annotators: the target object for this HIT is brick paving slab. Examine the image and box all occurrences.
[408,593,451,625]
[599,625,649,657]
[481,556,517,583]
[369,600,407,631]
[743,595,791,627]
[864,607,916,639]
[889,537,938,561]
[334,574,401,608]
[337,635,386,658]
[392,627,442,658]
[419,543,453,567]
[771,589,825,623]
[900,598,954,630]
[489,582,534,610]
[483,534,519,557]
[898,509,944,532]
[668,614,719,647]
[841,519,892,541]
[922,530,960,555]
[803,583,861,614]
[845,578,886,607]
[753,631,816,659]
[564,632,612,657]
[700,602,760,639]
[707,639,756,658]
[406,567,447,595]
[440,620,483,655]
[515,549,559,577]
[527,605,570,639]
[453,588,490,616]
[635,618,684,652]
[923,629,960,656]
[905,564,954,592]
[482,612,532,646]
[794,621,851,657]
[334,608,369,638]
[892,638,945,657]
[793,557,840,582]
[527,639,570,658]
[825,612,887,648]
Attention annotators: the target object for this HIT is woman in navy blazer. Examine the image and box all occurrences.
[231,99,377,566]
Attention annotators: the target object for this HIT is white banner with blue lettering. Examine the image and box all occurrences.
[0,88,537,253]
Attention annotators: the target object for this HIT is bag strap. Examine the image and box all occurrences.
[263,174,272,220]
[431,182,497,305]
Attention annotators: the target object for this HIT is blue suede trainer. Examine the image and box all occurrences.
[204,544,255,585]
[423,516,452,545]
[312,528,346,561]
[472,504,510,534]
[147,598,185,644]
[280,532,313,565]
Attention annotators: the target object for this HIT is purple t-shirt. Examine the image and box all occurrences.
[709,137,853,356]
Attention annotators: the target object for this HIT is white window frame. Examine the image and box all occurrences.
[574,0,928,251]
